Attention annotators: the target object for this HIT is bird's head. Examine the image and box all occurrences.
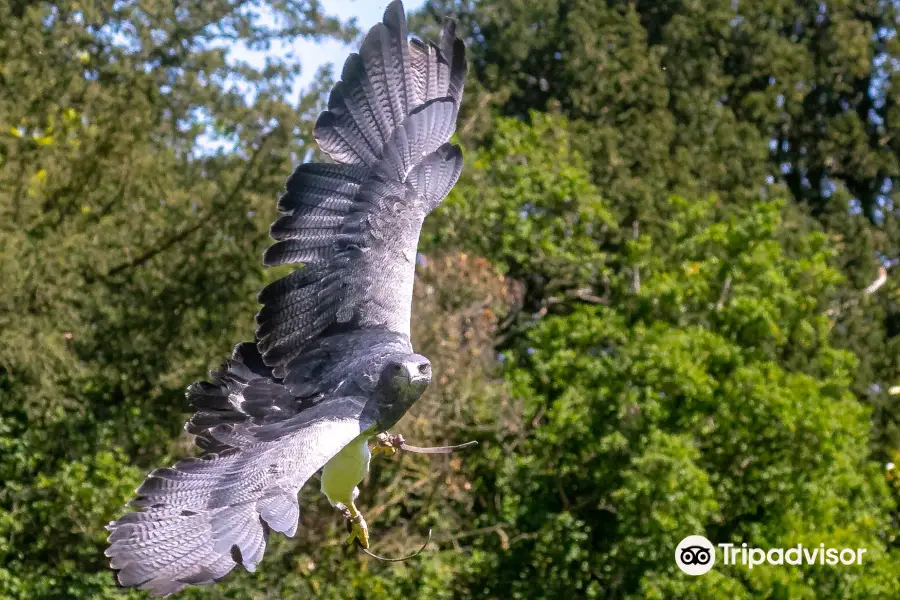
[384,354,432,390]
[373,353,432,430]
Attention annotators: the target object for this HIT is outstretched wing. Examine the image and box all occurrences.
[108,328,411,595]
[256,0,467,376]
[106,396,376,597]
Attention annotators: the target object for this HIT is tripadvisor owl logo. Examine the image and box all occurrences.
[675,535,716,575]
[675,535,869,575]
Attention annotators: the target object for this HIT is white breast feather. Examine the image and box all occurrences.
[320,432,373,507]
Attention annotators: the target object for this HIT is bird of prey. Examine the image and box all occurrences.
[105,1,467,595]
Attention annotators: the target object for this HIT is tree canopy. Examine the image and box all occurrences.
[1,0,898,598]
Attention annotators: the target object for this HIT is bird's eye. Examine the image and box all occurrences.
[418,363,430,375]
[393,363,404,373]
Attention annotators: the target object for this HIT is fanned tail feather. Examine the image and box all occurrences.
[185,342,295,454]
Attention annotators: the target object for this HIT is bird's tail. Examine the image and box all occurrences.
[185,341,298,453]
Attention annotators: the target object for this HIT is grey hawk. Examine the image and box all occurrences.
[105,1,467,595]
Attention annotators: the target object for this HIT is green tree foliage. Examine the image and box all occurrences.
[424,0,900,457]
[431,113,900,598]
[426,112,616,309]
[2,1,899,599]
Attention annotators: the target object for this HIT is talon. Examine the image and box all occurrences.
[345,506,370,549]
[371,432,405,456]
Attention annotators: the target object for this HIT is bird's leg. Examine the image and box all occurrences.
[370,432,405,457]
[372,432,479,456]
[343,502,370,549]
